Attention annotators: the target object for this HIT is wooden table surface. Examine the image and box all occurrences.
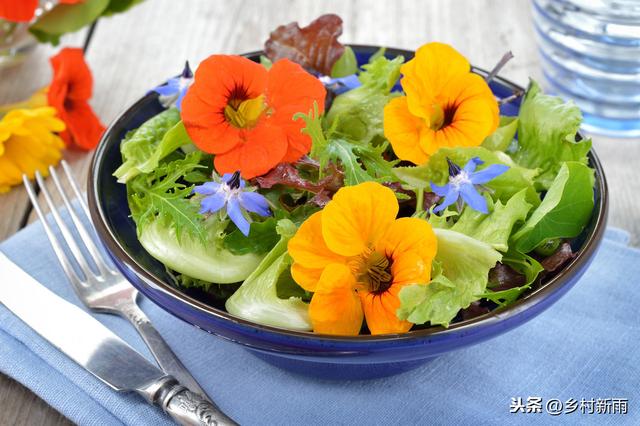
[1,0,638,424]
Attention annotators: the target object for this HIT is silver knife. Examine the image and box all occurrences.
[0,252,237,426]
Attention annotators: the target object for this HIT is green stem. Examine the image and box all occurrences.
[415,188,424,214]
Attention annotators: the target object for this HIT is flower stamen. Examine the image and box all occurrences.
[224,94,266,129]
[357,250,393,295]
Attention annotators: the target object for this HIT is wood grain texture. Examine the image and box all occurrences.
[0,0,638,424]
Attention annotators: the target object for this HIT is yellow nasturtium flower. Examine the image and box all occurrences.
[384,42,500,165]
[0,107,65,193]
[288,182,438,336]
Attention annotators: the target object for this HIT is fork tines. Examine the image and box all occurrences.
[22,161,116,289]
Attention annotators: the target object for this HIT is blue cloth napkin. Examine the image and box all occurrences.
[0,209,638,426]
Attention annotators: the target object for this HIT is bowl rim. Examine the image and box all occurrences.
[88,44,609,344]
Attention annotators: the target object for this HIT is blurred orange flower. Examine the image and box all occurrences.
[288,182,438,336]
[0,0,84,22]
[384,42,499,165]
[48,47,105,150]
[181,55,326,179]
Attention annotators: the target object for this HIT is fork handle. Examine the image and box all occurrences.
[118,302,214,404]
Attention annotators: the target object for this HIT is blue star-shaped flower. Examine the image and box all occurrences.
[193,172,271,236]
[152,61,193,111]
[431,157,509,214]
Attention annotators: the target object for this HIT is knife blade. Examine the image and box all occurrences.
[0,252,237,426]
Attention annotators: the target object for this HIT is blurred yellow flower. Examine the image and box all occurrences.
[0,107,65,193]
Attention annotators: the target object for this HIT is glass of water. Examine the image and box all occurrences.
[532,0,640,137]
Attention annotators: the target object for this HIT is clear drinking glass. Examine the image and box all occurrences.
[0,19,37,69]
[532,0,640,137]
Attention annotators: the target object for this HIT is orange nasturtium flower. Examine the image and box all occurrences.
[0,107,65,193]
[48,47,105,151]
[288,182,437,335]
[181,55,326,179]
[384,42,499,165]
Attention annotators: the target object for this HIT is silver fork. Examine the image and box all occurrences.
[23,160,213,404]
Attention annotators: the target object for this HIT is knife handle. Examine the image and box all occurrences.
[145,377,238,426]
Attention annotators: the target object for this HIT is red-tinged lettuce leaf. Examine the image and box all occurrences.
[264,14,345,75]
[256,162,343,195]
[540,242,575,272]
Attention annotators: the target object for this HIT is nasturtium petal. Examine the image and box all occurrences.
[309,264,363,336]
[288,211,344,269]
[322,182,399,257]
[377,217,437,262]
[360,285,412,335]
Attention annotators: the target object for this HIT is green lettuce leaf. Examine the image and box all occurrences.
[139,219,262,284]
[114,109,184,183]
[326,54,403,143]
[330,46,358,77]
[225,220,312,331]
[296,103,397,186]
[512,161,595,253]
[512,80,591,189]
[482,116,519,152]
[397,229,502,327]
[395,146,540,206]
[223,218,279,255]
[443,188,532,252]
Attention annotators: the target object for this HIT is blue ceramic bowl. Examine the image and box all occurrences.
[88,46,608,380]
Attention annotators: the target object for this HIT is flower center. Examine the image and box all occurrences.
[224,94,266,129]
[428,103,455,131]
[356,250,393,295]
[449,170,471,190]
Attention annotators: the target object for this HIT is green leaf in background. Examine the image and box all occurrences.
[447,188,532,252]
[223,217,280,255]
[225,220,312,331]
[29,0,110,45]
[512,80,592,190]
[326,54,403,143]
[478,249,544,306]
[114,108,182,183]
[482,116,519,152]
[102,0,145,16]
[330,46,358,77]
[397,228,502,327]
[512,161,595,253]
[259,55,273,69]
[395,146,541,206]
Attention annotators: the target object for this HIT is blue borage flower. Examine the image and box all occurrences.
[319,74,361,95]
[152,61,193,111]
[431,157,509,214]
[193,171,271,236]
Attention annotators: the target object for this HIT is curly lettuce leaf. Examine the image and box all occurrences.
[114,108,183,183]
[223,218,279,256]
[512,161,595,253]
[296,103,397,186]
[397,229,502,327]
[395,146,540,206]
[225,220,311,331]
[512,80,591,189]
[326,54,403,143]
[438,188,533,252]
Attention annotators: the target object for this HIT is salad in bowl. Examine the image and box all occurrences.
[109,14,597,339]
